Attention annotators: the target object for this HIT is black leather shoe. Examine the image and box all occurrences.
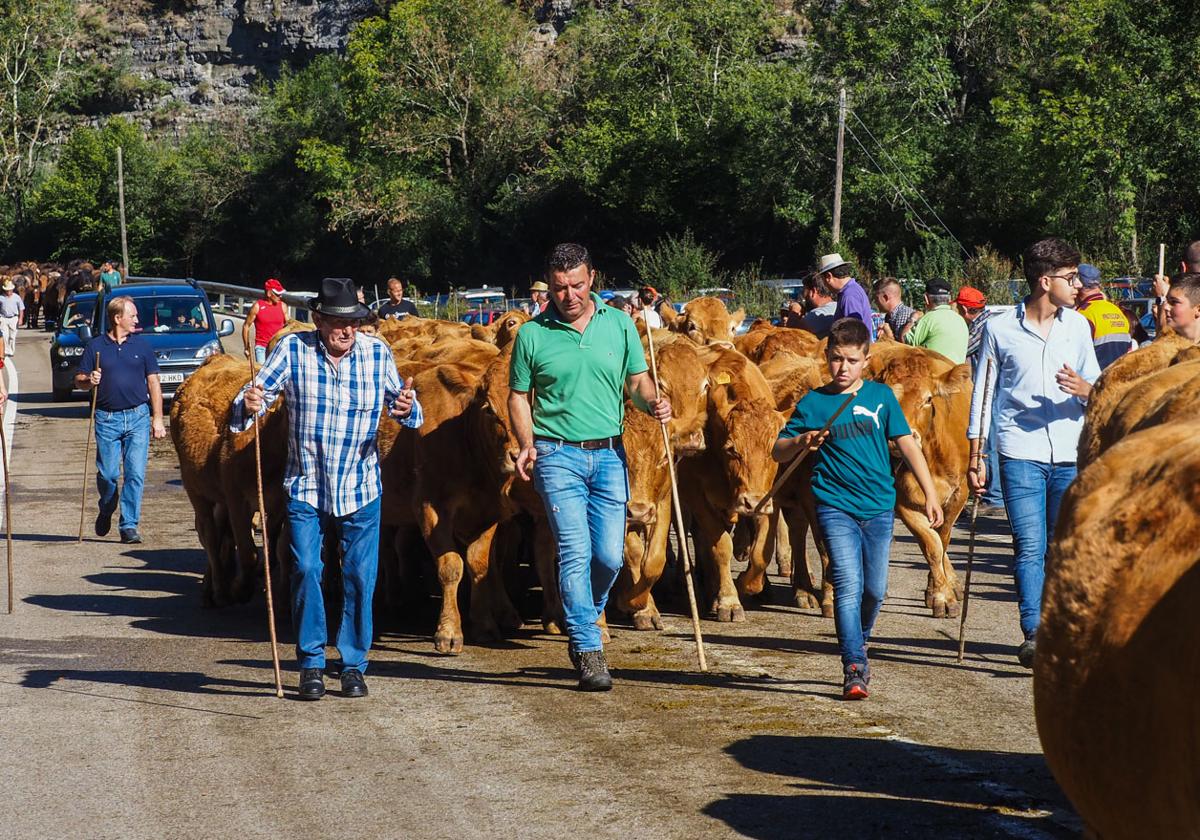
[298,667,325,700]
[95,508,113,537]
[119,529,142,544]
[1017,635,1037,668]
[341,668,368,698]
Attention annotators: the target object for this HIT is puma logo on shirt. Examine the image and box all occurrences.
[853,403,884,429]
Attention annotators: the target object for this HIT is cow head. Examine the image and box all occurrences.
[671,297,743,345]
[652,340,709,454]
[709,399,785,515]
[875,355,972,451]
[473,350,523,480]
[622,409,671,531]
[491,310,530,349]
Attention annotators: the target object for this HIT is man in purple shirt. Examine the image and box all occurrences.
[817,253,875,341]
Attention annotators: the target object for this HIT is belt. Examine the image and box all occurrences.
[536,435,621,450]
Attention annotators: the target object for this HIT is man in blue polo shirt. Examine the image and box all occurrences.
[509,243,672,692]
[77,296,166,544]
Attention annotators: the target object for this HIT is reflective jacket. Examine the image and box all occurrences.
[1078,297,1132,370]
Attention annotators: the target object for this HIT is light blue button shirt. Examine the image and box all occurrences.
[968,300,1101,464]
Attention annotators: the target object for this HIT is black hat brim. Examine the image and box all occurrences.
[308,299,371,320]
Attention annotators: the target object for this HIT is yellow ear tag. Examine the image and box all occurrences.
[715,372,731,385]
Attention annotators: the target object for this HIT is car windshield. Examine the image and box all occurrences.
[132,296,210,333]
[61,299,95,329]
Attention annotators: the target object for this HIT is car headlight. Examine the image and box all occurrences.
[194,340,222,359]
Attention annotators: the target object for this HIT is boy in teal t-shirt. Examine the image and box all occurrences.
[773,318,943,700]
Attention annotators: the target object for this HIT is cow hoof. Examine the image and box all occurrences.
[433,629,464,655]
[632,611,664,631]
[495,605,524,634]
[775,559,793,578]
[600,626,612,643]
[946,601,961,619]
[930,599,948,619]
[792,589,820,611]
[820,602,835,619]
[734,572,765,599]
[469,616,502,643]
[542,617,564,635]
[715,604,746,623]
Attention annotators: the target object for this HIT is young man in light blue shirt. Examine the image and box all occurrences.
[967,238,1100,668]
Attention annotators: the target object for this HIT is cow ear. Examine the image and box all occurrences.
[658,302,679,328]
[729,308,745,333]
[938,363,973,396]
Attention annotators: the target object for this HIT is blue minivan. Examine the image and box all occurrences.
[82,278,235,400]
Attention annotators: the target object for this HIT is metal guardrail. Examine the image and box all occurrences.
[125,276,316,323]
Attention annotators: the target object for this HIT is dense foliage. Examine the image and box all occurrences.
[2,0,1198,294]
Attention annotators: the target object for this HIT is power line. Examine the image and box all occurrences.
[843,123,934,237]
[847,108,972,260]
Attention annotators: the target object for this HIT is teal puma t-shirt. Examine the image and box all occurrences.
[779,380,911,518]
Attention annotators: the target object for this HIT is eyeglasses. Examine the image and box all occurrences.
[1045,271,1081,287]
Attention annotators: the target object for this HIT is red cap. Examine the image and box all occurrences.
[264,278,285,294]
[954,286,986,308]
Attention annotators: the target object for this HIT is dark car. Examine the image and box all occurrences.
[83,278,235,400]
[50,292,99,401]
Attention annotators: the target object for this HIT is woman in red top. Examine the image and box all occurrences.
[243,278,288,364]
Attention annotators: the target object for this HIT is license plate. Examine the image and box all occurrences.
[159,372,185,384]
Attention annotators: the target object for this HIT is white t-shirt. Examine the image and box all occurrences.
[643,307,663,329]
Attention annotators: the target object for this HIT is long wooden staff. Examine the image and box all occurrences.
[1158,243,1166,279]
[2,411,11,614]
[751,391,857,518]
[958,358,995,664]
[643,312,707,672]
[248,357,284,698]
[78,352,100,543]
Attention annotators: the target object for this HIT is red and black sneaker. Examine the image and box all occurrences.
[843,664,869,700]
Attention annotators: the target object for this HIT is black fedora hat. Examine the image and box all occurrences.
[308,277,370,319]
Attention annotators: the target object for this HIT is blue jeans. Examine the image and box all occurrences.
[287,496,381,672]
[982,400,1004,506]
[253,345,266,365]
[532,440,628,654]
[94,403,150,531]
[816,504,895,669]
[999,458,1076,638]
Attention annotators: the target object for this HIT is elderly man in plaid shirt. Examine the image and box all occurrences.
[232,277,423,701]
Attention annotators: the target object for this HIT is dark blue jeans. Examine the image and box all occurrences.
[999,458,1076,638]
[532,440,628,654]
[287,496,381,673]
[816,504,895,669]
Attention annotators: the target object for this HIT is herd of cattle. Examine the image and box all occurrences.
[170,296,974,653]
[168,294,1194,833]
[0,260,103,327]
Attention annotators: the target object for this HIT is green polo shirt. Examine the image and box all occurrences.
[510,293,648,441]
[904,303,969,364]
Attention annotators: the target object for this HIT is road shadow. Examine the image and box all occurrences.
[704,734,1079,838]
[13,404,89,419]
[21,667,265,698]
[22,546,278,643]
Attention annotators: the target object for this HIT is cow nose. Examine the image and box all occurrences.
[626,502,656,525]
[735,493,769,516]
[502,448,519,474]
[677,430,706,453]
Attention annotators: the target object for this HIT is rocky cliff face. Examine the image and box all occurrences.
[98,0,580,123]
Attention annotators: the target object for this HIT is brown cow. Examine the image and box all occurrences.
[678,345,785,621]
[662,296,745,345]
[1036,413,1200,837]
[1076,331,1200,467]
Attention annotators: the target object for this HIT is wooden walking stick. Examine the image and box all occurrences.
[957,358,995,664]
[1,414,11,614]
[78,352,100,543]
[248,357,285,698]
[643,310,707,672]
[1158,243,1166,279]
[751,391,857,518]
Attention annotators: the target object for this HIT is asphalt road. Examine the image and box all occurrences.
[0,327,1080,839]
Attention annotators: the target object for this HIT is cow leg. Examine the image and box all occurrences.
[897,503,959,619]
[939,487,970,601]
[774,510,793,578]
[188,492,227,607]
[690,504,744,622]
[615,529,648,617]
[735,512,777,601]
[464,523,505,642]
[420,503,466,654]
[532,520,564,635]
[635,498,674,630]
[225,491,261,605]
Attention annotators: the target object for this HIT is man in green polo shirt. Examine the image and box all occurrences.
[509,242,672,692]
[904,278,969,363]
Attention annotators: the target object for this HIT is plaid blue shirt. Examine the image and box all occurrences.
[230,330,424,516]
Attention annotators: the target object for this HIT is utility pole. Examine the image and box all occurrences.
[116,146,130,276]
[832,86,846,245]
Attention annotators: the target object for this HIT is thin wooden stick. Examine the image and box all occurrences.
[1158,243,1166,278]
[752,391,857,518]
[248,357,284,698]
[643,312,707,672]
[79,352,100,543]
[958,358,995,664]
[1,416,12,614]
